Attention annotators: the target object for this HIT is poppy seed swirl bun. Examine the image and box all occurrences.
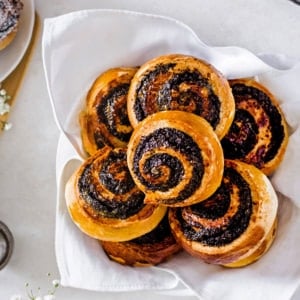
[127,53,235,139]
[100,214,182,266]
[127,111,224,207]
[221,79,289,175]
[169,160,278,267]
[80,67,138,155]
[65,146,167,241]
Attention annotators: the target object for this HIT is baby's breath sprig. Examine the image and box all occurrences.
[0,82,12,131]
[10,273,60,300]
[46,272,60,297]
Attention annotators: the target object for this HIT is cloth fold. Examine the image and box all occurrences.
[43,9,300,299]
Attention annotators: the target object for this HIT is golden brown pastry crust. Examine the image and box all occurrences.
[221,79,289,175]
[127,53,235,139]
[65,146,167,241]
[127,110,224,207]
[100,215,182,266]
[224,218,277,267]
[0,30,17,51]
[80,67,137,156]
[169,160,278,267]
[0,0,23,51]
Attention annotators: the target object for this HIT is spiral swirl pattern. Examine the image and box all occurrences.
[133,65,220,128]
[221,79,288,175]
[127,111,224,207]
[176,165,252,246]
[80,68,137,155]
[169,160,278,266]
[133,127,203,202]
[95,83,132,145]
[127,54,235,139]
[65,146,167,241]
[78,147,145,219]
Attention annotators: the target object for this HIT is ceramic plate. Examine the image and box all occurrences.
[0,0,35,82]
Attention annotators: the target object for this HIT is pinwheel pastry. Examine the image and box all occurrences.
[65,146,167,241]
[169,160,278,267]
[221,79,289,175]
[0,0,23,51]
[80,67,138,156]
[127,53,235,139]
[127,110,224,207]
[100,214,182,266]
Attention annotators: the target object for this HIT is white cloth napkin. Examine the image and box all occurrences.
[42,9,300,299]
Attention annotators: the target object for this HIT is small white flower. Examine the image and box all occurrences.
[3,122,12,131]
[52,279,60,288]
[44,295,56,300]
[11,273,60,300]
[10,295,23,300]
[0,88,6,96]
[0,102,10,115]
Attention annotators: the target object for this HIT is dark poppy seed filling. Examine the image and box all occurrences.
[222,84,285,165]
[99,150,135,195]
[179,166,252,246]
[132,127,204,204]
[133,63,220,129]
[131,214,172,245]
[0,10,16,35]
[133,63,176,122]
[190,184,231,220]
[94,131,110,149]
[221,110,258,159]
[142,153,184,191]
[78,150,145,219]
[96,83,132,147]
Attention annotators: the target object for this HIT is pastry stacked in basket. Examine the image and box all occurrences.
[65,54,288,268]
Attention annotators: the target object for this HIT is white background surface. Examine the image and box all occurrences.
[0,0,300,299]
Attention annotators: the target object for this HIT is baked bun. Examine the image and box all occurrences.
[169,160,278,267]
[127,110,224,207]
[127,53,235,139]
[65,146,167,241]
[100,214,182,266]
[0,0,23,51]
[221,79,289,175]
[80,67,137,155]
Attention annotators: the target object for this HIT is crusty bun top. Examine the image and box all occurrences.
[127,53,235,139]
